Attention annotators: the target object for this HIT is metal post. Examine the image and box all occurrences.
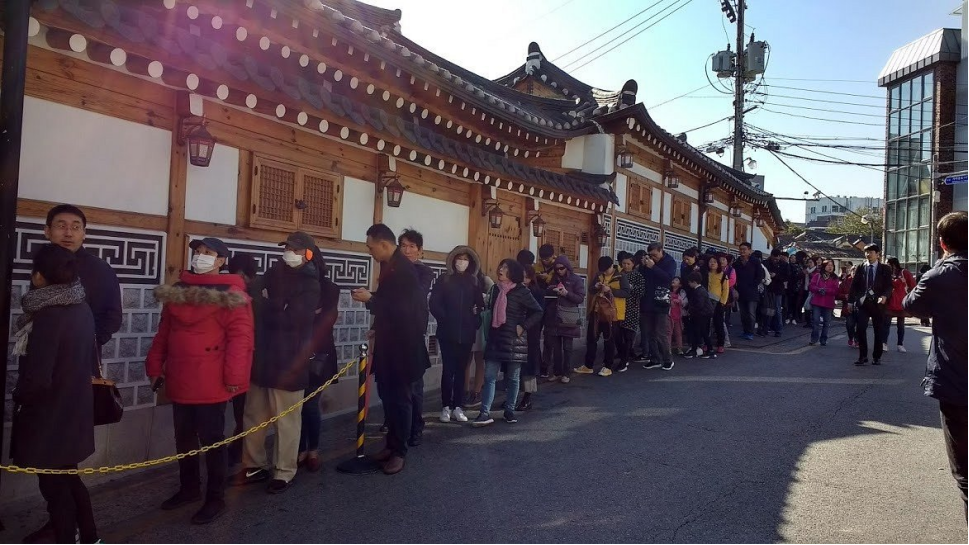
[336,344,378,474]
[0,0,33,512]
[732,0,746,171]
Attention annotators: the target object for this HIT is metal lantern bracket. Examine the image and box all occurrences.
[617,145,633,169]
[526,210,546,238]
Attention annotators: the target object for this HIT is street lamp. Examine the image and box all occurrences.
[178,117,216,167]
[860,213,876,244]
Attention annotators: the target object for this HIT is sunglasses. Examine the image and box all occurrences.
[555,266,567,271]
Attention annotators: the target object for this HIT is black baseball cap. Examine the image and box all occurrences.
[864,243,881,253]
[279,231,316,251]
[189,237,230,257]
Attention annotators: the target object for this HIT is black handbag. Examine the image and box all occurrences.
[92,343,123,426]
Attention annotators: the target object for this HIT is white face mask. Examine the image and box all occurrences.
[192,254,218,274]
[454,259,470,273]
[282,250,304,268]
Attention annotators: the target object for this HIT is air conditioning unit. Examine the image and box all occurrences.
[745,41,767,75]
[712,49,735,78]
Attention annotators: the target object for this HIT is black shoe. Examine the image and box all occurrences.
[774,332,782,338]
[661,361,674,371]
[22,521,54,544]
[503,410,518,423]
[160,489,202,510]
[231,467,270,486]
[683,351,696,359]
[379,423,389,433]
[756,331,767,337]
[643,361,662,369]
[872,359,881,366]
[191,499,226,525]
[616,362,629,373]
[407,430,423,447]
[515,399,533,411]
[854,358,868,366]
[267,478,292,494]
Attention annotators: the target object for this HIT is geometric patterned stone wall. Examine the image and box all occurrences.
[7,219,166,418]
[615,217,661,258]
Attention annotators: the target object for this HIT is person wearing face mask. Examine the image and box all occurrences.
[233,232,320,493]
[429,246,485,423]
[147,237,253,525]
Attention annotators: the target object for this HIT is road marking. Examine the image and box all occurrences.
[652,376,905,385]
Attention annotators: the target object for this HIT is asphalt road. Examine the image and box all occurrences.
[2,322,966,543]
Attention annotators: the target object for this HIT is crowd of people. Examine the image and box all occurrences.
[9,203,967,542]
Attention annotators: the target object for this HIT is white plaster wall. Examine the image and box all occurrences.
[342,177,375,242]
[582,134,615,175]
[185,145,240,225]
[651,188,662,221]
[382,192,469,253]
[562,137,585,171]
[662,193,672,226]
[614,173,628,214]
[690,203,699,233]
[674,184,699,199]
[729,218,736,245]
[579,244,589,270]
[710,200,728,212]
[752,225,769,253]
[19,97,171,215]
[720,215,729,242]
[630,162,662,183]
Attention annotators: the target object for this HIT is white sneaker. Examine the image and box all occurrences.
[439,408,452,423]
[560,376,571,384]
[452,407,468,422]
[897,345,907,353]
[882,343,889,352]
[598,367,613,377]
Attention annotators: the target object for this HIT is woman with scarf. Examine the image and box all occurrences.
[472,259,543,427]
[11,244,99,544]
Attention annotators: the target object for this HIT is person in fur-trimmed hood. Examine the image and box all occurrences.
[429,245,485,423]
[147,237,253,525]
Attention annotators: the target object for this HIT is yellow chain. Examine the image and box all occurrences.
[0,358,361,476]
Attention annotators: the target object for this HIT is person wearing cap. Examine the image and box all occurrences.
[234,231,321,493]
[147,237,254,525]
[847,243,893,366]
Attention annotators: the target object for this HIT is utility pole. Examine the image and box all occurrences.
[732,0,746,171]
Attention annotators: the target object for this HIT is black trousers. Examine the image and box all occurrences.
[615,324,636,364]
[712,302,726,347]
[228,392,246,463]
[585,319,615,369]
[440,340,472,410]
[691,315,713,353]
[855,306,887,361]
[940,401,968,518]
[377,377,413,458]
[410,376,425,435]
[37,469,97,544]
[172,402,227,500]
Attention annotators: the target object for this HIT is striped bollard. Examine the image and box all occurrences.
[336,344,379,474]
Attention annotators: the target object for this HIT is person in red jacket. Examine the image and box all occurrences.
[147,237,253,525]
[837,262,856,346]
[883,257,917,353]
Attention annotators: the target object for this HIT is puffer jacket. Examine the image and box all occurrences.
[430,245,485,345]
[808,272,840,309]
[147,271,254,404]
[257,260,321,391]
[544,255,586,337]
[484,283,543,365]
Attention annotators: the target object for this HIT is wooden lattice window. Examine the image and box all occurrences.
[734,222,749,245]
[251,156,343,238]
[705,210,724,239]
[543,226,580,265]
[671,197,691,231]
[627,180,653,220]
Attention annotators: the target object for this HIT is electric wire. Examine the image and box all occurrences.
[551,0,667,62]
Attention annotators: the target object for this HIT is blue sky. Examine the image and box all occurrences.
[365,0,962,222]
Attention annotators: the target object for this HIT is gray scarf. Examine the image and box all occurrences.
[13,280,86,356]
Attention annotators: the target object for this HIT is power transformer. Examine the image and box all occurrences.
[746,41,767,75]
[712,48,736,78]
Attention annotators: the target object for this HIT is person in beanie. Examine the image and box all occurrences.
[147,237,253,524]
[234,231,320,493]
[576,256,629,377]
[904,211,967,518]
[11,244,99,543]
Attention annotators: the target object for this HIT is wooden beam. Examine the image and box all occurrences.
[16,198,168,231]
[165,98,188,281]
[185,219,370,255]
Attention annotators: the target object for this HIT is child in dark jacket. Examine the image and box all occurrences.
[686,273,716,360]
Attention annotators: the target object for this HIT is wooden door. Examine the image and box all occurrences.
[484,212,523,277]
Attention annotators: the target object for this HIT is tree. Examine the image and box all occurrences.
[785,222,806,237]
[826,207,883,238]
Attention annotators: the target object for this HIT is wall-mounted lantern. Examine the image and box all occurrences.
[663,161,680,189]
[703,187,716,204]
[729,199,743,218]
[178,117,216,167]
[530,214,546,238]
[378,172,405,208]
[593,218,609,247]
[487,203,504,230]
[617,146,634,169]
[754,210,766,227]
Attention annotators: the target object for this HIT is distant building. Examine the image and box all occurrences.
[803,195,883,225]
[878,20,965,270]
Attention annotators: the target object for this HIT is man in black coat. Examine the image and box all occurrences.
[848,243,893,365]
[352,224,430,475]
[734,242,764,340]
[44,205,122,347]
[903,211,968,517]
[765,249,790,337]
[637,242,677,371]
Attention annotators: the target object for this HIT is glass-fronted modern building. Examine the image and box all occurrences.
[878,27,963,271]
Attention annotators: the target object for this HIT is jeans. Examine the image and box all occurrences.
[549,335,574,376]
[855,306,887,361]
[585,319,615,369]
[642,312,672,364]
[811,306,833,344]
[881,315,907,346]
[740,299,758,335]
[845,309,857,342]
[940,401,968,518]
[481,360,521,415]
[376,377,413,458]
[440,340,472,409]
[172,402,226,500]
[37,470,97,544]
[771,294,785,333]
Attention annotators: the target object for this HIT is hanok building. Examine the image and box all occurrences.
[2,0,781,497]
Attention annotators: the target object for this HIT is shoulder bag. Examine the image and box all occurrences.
[92,342,124,426]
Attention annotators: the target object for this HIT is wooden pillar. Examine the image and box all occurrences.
[165,97,189,281]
